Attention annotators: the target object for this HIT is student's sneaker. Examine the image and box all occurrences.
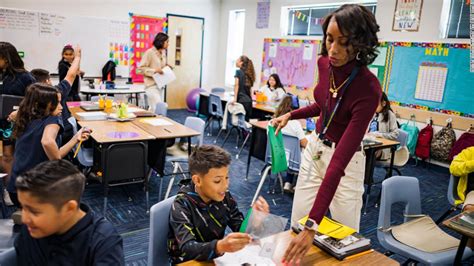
[3,189,14,206]
[283,182,294,193]
[11,210,22,225]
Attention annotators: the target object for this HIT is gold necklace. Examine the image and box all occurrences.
[329,70,350,98]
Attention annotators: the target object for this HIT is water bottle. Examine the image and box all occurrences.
[306,118,316,132]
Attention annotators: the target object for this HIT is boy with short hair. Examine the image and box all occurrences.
[168,145,269,263]
[14,159,124,265]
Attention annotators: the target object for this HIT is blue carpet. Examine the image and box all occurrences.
[76,109,470,265]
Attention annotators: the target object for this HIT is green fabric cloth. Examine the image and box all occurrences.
[268,125,288,174]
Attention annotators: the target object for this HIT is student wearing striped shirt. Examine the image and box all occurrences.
[167,145,269,264]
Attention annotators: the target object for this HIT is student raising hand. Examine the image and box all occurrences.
[216,232,252,254]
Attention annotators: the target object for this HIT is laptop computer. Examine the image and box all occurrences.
[80,104,104,111]
[0,94,23,119]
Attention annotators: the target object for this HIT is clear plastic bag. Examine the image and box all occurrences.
[240,208,288,240]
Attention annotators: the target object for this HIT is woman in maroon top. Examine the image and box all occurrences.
[272,4,382,263]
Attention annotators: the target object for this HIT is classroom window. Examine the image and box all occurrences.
[225,10,246,87]
[282,2,377,36]
[440,0,470,38]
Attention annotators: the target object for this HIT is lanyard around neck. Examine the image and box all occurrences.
[319,66,360,140]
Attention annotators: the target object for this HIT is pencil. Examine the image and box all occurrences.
[73,140,83,158]
[343,249,374,261]
[164,128,172,133]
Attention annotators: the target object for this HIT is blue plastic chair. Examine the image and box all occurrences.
[68,117,93,168]
[204,94,223,136]
[251,133,301,205]
[155,102,168,116]
[147,195,176,266]
[377,176,472,265]
[436,175,463,224]
[211,87,226,94]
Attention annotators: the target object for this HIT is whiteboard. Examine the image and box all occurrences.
[0,7,130,77]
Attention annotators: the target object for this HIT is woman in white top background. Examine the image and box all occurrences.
[138,32,169,112]
[260,74,286,103]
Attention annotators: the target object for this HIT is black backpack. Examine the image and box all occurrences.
[102,60,116,82]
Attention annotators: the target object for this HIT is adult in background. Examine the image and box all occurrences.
[271,4,382,263]
[138,32,170,113]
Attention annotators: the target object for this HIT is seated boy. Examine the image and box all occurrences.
[14,160,124,265]
[168,145,269,263]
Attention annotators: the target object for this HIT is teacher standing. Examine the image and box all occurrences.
[272,4,381,263]
[138,32,169,113]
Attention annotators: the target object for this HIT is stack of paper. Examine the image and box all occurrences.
[152,66,176,88]
[214,244,276,266]
[76,111,107,121]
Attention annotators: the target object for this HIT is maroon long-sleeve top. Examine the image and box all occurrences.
[291,56,382,224]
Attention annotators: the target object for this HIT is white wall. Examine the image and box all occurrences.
[218,0,469,90]
[1,0,222,89]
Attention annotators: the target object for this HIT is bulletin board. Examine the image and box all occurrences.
[260,38,321,91]
[385,42,473,119]
[129,13,167,83]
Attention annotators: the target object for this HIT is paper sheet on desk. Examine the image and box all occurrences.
[127,107,146,113]
[140,118,173,126]
[214,244,276,266]
[152,66,176,88]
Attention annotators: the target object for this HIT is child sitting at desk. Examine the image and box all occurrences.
[58,45,84,101]
[367,92,399,160]
[14,160,124,265]
[258,74,286,103]
[8,84,91,221]
[273,95,308,193]
[168,145,270,264]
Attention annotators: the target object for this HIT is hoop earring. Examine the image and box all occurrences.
[356,52,361,61]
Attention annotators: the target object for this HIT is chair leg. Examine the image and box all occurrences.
[214,128,224,144]
[394,168,402,176]
[251,166,272,206]
[364,183,372,215]
[158,176,164,201]
[165,165,179,200]
[177,163,187,180]
[236,131,251,159]
[221,127,234,148]
[103,186,109,217]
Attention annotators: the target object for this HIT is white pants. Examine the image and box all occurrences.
[291,132,366,231]
[145,85,164,113]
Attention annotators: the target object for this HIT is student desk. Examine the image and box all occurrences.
[245,121,400,209]
[443,211,474,265]
[198,92,275,120]
[177,230,398,266]
[79,84,145,105]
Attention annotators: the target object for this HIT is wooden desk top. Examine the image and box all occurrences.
[132,116,200,139]
[443,211,474,239]
[371,137,400,149]
[177,230,398,266]
[77,120,155,143]
[253,103,276,114]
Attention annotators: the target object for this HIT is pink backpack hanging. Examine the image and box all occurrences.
[415,119,433,160]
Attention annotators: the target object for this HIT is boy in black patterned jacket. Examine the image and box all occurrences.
[167,145,269,264]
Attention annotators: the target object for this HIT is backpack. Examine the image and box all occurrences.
[431,123,456,162]
[400,119,419,156]
[102,60,116,82]
[415,124,433,160]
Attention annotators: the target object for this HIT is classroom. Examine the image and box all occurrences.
[0,0,473,265]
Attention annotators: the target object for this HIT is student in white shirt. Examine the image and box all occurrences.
[273,95,308,192]
[259,74,286,103]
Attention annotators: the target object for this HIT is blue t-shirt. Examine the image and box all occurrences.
[8,116,63,192]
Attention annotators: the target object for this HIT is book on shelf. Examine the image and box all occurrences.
[293,216,371,260]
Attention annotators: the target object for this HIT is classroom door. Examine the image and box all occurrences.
[166,15,204,109]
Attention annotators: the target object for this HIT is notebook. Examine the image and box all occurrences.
[80,104,104,111]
